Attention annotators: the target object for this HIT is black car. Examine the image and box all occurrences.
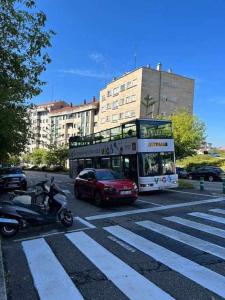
[188,166,225,182]
[0,168,27,191]
[176,167,188,179]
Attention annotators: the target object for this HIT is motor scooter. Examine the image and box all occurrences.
[0,177,73,237]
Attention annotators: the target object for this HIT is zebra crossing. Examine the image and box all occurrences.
[7,206,225,300]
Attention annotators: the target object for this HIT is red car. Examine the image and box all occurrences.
[74,168,138,206]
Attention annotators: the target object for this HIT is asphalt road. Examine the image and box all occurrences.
[1,171,225,300]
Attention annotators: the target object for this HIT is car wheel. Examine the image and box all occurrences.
[94,191,103,207]
[0,225,18,237]
[74,186,81,199]
[208,175,214,182]
[188,174,193,180]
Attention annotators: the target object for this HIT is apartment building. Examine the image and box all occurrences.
[98,63,194,131]
[27,98,98,151]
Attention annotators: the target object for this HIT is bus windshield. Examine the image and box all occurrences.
[96,170,125,181]
[139,152,175,177]
[139,121,172,139]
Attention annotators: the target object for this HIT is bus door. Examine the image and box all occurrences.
[123,155,138,182]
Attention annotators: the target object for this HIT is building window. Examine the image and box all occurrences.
[101,105,106,112]
[112,101,118,109]
[107,103,111,109]
[107,90,112,97]
[102,95,106,101]
[106,116,111,122]
[120,84,125,92]
[119,113,124,120]
[130,111,136,118]
[113,87,119,96]
[127,81,132,89]
[132,79,137,86]
[112,114,118,122]
[119,98,124,106]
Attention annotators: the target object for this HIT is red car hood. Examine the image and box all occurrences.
[99,179,134,190]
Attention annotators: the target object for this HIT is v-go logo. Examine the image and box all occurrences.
[154,176,173,184]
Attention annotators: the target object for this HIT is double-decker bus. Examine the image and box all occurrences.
[69,119,178,192]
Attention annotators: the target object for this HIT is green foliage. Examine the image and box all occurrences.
[30,148,47,165]
[0,0,54,160]
[177,154,225,171]
[167,112,206,159]
[178,179,194,189]
[4,154,21,166]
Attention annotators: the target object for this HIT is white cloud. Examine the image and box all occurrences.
[58,68,111,79]
[89,53,105,63]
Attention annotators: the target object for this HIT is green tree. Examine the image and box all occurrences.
[141,94,156,117]
[0,0,54,160]
[30,148,46,165]
[168,111,206,159]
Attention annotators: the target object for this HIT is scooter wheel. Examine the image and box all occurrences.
[0,225,18,237]
[61,210,73,227]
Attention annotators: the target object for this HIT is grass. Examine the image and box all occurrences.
[178,179,194,189]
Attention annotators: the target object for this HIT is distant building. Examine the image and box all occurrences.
[27,98,98,151]
[98,63,194,131]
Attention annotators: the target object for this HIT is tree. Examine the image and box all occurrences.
[141,94,156,118]
[30,148,46,165]
[168,111,206,159]
[0,0,54,160]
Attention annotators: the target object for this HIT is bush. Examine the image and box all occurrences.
[178,179,194,189]
[177,155,225,171]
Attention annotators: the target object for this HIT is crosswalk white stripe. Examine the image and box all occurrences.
[137,220,225,260]
[104,225,225,298]
[210,208,225,215]
[189,212,225,225]
[164,216,225,239]
[66,231,174,300]
[22,238,84,300]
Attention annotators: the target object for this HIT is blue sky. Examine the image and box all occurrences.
[34,0,225,146]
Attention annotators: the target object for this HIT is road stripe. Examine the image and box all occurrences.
[66,231,174,300]
[22,238,84,300]
[137,199,162,206]
[164,189,217,197]
[164,216,225,239]
[137,220,225,260]
[85,197,224,220]
[104,225,225,298]
[189,212,225,225]
[74,217,96,228]
[210,208,225,215]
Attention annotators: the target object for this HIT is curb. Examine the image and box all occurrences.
[0,239,7,300]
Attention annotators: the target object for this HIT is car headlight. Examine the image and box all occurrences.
[104,186,116,194]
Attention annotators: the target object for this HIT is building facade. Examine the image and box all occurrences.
[28,64,194,152]
[98,64,194,131]
[27,99,98,151]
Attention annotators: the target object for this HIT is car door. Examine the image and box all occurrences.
[77,170,89,197]
[196,167,206,179]
[85,171,96,199]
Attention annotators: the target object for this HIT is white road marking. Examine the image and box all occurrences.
[107,235,136,252]
[137,199,162,206]
[22,238,84,300]
[62,189,71,194]
[74,217,96,228]
[66,231,174,300]
[189,212,225,225]
[104,225,225,299]
[210,208,225,215]
[164,216,225,239]
[165,189,217,197]
[14,227,90,242]
[137,220,225,260]
[85,197,224,220]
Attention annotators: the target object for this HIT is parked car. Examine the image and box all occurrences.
[187,166,225,182]
[176,167,188,179]
[0,167,27,191]
[74,168,138,206]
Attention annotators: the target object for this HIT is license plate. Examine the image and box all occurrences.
[120,190,132,195]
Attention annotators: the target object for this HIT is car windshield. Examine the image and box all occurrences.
[0,168,22,175]
[96,170,125,181]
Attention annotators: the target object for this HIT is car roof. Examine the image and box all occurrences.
[83,168,113,172]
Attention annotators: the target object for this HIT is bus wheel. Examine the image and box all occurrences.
[94,191,103,207]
